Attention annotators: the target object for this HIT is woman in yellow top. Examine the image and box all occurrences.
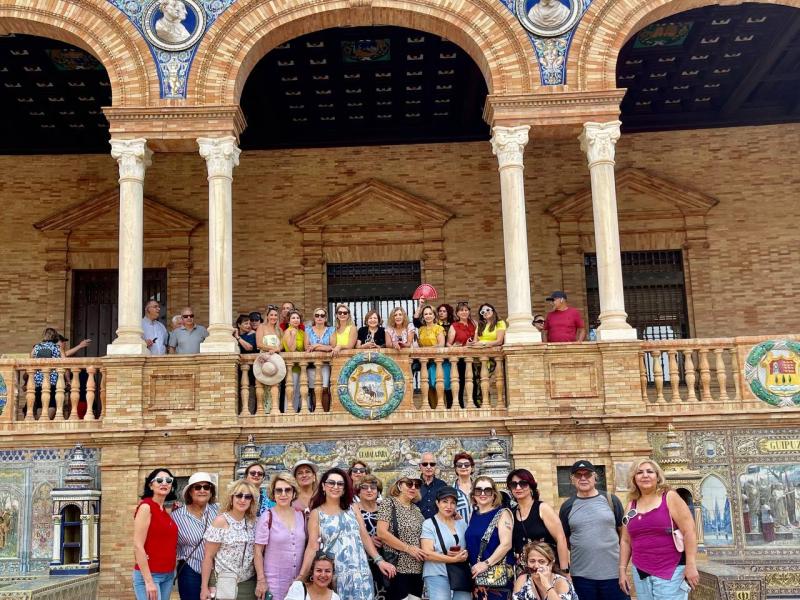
[282,310,308,411]
[332,304,357,355]
[256,305,283,353]
[417,305,452,407]
[470,303,506,347]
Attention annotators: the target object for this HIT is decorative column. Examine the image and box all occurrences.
[491,126,541,344]
[80,514,91,564]
[579,122,637,341]
[107,138,152,355]
[50,514,62,565]
[198,136,240,353]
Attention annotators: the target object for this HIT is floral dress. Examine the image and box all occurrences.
[32,341,61,387]
[204,513,256,583]
[318,507,374,600]
[513,573,578,600]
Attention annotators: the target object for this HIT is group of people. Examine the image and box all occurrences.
[133,453,697,600]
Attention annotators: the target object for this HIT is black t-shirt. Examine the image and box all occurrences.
[512,500,557,557]
[357,326,386,347]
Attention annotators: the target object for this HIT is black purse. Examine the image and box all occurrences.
[431,518,472,593]
[380,498,401,567]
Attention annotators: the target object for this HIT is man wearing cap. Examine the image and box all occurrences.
[543,291,586,343]
[558,460,627,600]
[416,452,447,520]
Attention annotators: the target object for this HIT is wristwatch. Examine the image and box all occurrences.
[561,566,570,573]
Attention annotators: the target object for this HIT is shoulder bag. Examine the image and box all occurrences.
[431,517,472,592]
[474,509,514,589]
[379,498,401,567]
[214,520,249,600]
[666,495,685,552]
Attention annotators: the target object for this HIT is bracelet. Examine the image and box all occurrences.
[544,585,555,596]
[373,555,384,564]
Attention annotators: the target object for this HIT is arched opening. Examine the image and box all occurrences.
[239,25,489,148]
[60,504,81,565]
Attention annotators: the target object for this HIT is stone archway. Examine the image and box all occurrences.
[568,0,800,91]
[189,0,538,105]
[0,0,157,106]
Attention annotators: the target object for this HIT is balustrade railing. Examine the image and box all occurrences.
[10,359,105,422]
[640,339,741,404]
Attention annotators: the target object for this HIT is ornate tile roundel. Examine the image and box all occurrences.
[337,352,405,420]
[514,0,581,38]
[143,0,207,52]
[744,340,800,407]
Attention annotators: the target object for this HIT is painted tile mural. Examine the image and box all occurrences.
[701,475,733,546]
[740,464,800,547]
[0,448,99,575]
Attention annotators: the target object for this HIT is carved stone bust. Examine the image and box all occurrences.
[155,0,190,43]
[527,0,570,29]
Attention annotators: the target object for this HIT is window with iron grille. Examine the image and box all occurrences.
[327,261,421,327]
[584,250,690,341]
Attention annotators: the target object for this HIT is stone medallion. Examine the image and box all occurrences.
[514,0,581,38]
[336,352,405,420]
[142,0,206,52]
[744,340,800,407]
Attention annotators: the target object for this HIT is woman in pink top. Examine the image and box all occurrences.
[618,459,698,600]
[255,473,307,600]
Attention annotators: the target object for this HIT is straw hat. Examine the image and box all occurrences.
[253,353,287,385]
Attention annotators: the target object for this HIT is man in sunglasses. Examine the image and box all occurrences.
[415,452,446,519]
[168,306,209,354]
[558,460,627,600]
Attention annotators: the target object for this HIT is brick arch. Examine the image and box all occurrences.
[569,0,800,91]
[0,0,157,106]
[190,0,538,104]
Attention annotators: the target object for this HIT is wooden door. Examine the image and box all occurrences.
[71,269,167,357]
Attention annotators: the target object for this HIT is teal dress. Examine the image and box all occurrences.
[318,508,374,600]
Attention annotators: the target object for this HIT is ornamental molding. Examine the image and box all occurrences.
[483,90,625,128]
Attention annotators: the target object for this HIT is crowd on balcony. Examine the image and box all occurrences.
[132,454,698,600]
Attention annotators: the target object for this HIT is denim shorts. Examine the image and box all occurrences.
[631,565,690,600]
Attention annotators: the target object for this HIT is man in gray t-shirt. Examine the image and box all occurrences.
[168,307,209,354]
[559,460,628,600]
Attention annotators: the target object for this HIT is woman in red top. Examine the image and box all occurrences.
[133,468,179,600]
[447,302,478,408]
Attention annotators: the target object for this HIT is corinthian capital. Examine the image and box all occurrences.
[491,125,530,168]
[579,121,621,167]
[198,136,241,178]
[110,138,152,182]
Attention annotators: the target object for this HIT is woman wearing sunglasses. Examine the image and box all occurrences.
[285,552,340,600]
[464,476,514,600]
[332,304,357,355]
[618,459,698,600]
[506,469,568,576]
[300,468,396,600]
[377,470,427,600]
[172,472,219,600]
[358,475,388,600]
[133,468,179,600]
[254,473,307,600]
[200,480,259,600]
[470,304,506,348]
[306,307,336,411]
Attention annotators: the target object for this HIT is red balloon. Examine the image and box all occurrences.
[413,283,438,300]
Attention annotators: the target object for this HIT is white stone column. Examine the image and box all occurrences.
[198,136,240,353]
[50,514,62,565]
[107,138,152,356]
[491,126,541,344]
[80,514,91,563]
[579,121,637,340]
[91,515,100,562]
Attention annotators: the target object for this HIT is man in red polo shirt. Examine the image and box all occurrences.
[543,290,586,343]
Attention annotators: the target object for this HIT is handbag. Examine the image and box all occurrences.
[431,517,472,592]
[474,509,514,589]
[213,519,249,600]
[671,521,685,552]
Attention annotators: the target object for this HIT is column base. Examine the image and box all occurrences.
[596,327,638,341]
[200,339,239,353]
[106,341,150,356]
[504,326,543,345]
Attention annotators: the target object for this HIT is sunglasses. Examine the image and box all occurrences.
[455,461,472,468]
[359,483,378,491]
[400,479,422,489]
[267,305,279,311]
[234,493,254,500]
[247,471,265,479]
[480,308,493,316]
[350,467,367,474]
[534,320,545,325]
[182,314,194,318]
[420,462,436,467]
[508,480,530,489]
[622,508,638,526]
[337,310,350,315]
[314,313,327,318]
[573,472,594,480]
[324,480,346,488]
[153,476,174,485]
[274,487,294,496]
[192,484,212,491]
[475,486,494,496]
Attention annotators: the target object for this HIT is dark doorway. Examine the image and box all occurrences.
[70,269,168,356]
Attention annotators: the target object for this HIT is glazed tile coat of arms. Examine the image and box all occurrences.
[745,340,800,407]
[337,352,405,420]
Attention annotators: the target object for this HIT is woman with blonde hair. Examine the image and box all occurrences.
[306,307,336,410]
[332,304,357,355]
[512,541,577,600]
[257,305,283,353]
[255,473,307,600]
[618,459,698,600]
[200,480,259,600]
[386,306,416,350]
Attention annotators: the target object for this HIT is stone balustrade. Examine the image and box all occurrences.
[3,359,105,422]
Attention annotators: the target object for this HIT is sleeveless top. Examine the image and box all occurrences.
[465,507,513,570]
[627,492,682,579]
[512,501,557,558]
[335,325,352,347]
[307,326,335,346]
[451,321,476,346]
[134,498,178,573]
[283,328,305,352]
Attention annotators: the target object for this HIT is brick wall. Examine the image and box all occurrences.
[1,122,798,354]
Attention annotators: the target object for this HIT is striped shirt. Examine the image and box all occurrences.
[171,503,219,574]
[453,479,474,524]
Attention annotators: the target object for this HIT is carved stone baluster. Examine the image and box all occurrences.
[494,357,506,408]
[299,362,309,412]
[269,384,278,415]
[464,357,475,407]
[714,348,729,402]
[285,362,296,412]
[69,368,80,421]
[730,349,741,401]
[86,366,97,417]
[41,370,52,420]
[420,358,431,409]
[434,358,445,410]
[239,367,250,416]
[652,351,665,403]
[450,357,461,409]
[668,350,681,403]
[480,356,490,407]
[314,361,324,413]
[254,371,265,414]
[683,351,697,401]
[54,368,66,421]
[26,369,36,420]
[639,352,649,403]
[698,349,711,401]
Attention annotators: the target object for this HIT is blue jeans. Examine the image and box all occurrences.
[133,569,174,600]
[572,575,629,600]
[426,360,451,391]
[425,574,471,600]
[632,565,689,600]
[177,563,202,600]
